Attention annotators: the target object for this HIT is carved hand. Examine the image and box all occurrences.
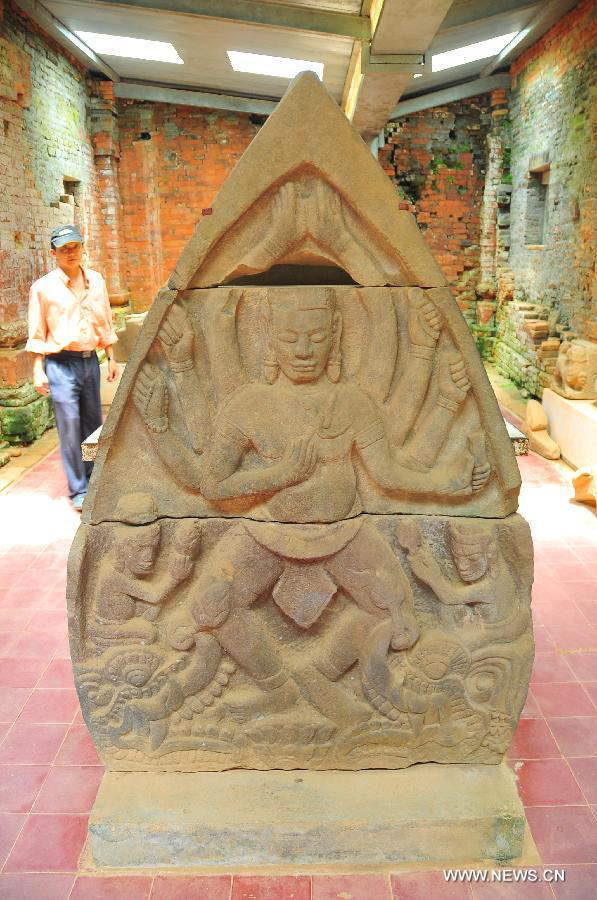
[171,553,194,584]
[408,291,442,350]
[133,363,169,433]
[468,432,491,493]
[438,352,471,410]
[159,304,193,369]
[276,433,318,488]
[174,520,202,558]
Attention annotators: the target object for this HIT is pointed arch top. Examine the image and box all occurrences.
[169,72,446,290]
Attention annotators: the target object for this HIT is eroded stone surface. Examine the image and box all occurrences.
[552,339,597,400]
[69,512,533,771]
[69,73,533,775]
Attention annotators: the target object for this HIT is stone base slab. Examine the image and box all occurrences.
[542,388,597,468]
[89,764,525,869]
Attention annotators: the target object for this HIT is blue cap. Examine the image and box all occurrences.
[50,225,83,248]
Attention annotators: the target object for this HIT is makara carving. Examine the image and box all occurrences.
[68,72,533,772]
[552,339,597,400]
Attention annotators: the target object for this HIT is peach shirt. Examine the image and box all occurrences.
[26,267,118,355]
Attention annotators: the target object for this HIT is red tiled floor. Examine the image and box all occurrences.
[151,875,232,899]
[53,724,102,766]
[564,652,597,681]
[70,875,153,898]
[512,758,585,806]
[0,659,48,689]
[548,717,597,757]
[38,659,75,690]
[18,689,79,724]
[0,814,26,867]
[4,813,88,872]
[530,652,575,684]
[313,874,392,899]
[0,723,69,765]
[0,872,75,899]
[506,718,560,759]
[470,876,553,898]
[566,758,597,804]
[0,766,49,813]
[0,688,31,721]
[532,682,596,717]
[526,806,597,864]
[390,871,471,897]
[552,864,597,898]
[231,875,312,899]
[32,765,103,813]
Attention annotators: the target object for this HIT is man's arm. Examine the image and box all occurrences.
[97,277,119,383]
[26,284,50,395]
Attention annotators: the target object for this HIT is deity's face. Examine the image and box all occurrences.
[119,525,160,577]
[451,540,490,583]
[270,299,334,384]
[561,344,588,390]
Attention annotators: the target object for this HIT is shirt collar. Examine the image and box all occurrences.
[54,266,89,289]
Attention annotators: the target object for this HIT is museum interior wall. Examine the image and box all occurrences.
[0,0,594,451]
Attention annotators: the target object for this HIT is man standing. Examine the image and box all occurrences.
[27,225,119,510]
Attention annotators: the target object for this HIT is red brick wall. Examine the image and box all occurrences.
[380,95,493,320]
[116,102,262,310]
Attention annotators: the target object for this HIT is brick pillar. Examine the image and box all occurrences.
[118,105,163,312]
[89,80,129,306]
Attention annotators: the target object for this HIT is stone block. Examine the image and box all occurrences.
[0,392,54,444]
[89,764,526,869]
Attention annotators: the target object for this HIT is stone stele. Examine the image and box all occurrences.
[68,73,534,865]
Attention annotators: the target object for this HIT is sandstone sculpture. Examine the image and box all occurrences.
[524,399,560,459]
[68,73,533,774]
[572,467,596,507]
[552,339,597,400]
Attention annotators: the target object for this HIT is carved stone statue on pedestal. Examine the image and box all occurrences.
[68,73,533,779]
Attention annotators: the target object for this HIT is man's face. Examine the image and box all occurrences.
[270,301,333,384]
[51,241,83,270]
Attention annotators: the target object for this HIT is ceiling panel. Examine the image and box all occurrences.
[46,0,353,100]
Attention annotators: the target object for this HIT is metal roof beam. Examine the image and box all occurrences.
[390,73,510,117]
[14,0,120,80]
[481,0,581,75]
[114,81,276,115]
[92,0,370,39]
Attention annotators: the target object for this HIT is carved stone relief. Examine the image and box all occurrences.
[552,339,597,400]
[69,512,533,771]
[69,72,534,774]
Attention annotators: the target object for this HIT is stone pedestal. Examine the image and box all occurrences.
[89,765,525,869]
[542,388,597,468]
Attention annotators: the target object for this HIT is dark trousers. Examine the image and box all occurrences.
[45,352,102,498]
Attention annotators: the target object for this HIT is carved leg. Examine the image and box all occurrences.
[326,521,419,650]
[294,605,378,726]
[192,526,301,718]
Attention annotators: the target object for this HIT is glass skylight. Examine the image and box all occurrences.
[227,51,323,79]
[75,32,183,63]
[432,32,518,72]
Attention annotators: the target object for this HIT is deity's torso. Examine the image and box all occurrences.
[220,380,376,522]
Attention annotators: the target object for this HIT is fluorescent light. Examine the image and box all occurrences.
[432,32,517,72]
[75,32,183,64]
[227,51,323,79]
[413,73,423,78]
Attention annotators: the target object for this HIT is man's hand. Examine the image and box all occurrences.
[408,547,442,586]
[438,352,471,410]
[133,363,169,433]
[33,365,50,397]
[159,305,193,369]
[106,357,119,383]
[408,291,442,350]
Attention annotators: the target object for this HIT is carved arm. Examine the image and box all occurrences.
[199,421,318,501]
[407,548,488,606]
[158,304,211,453]
[385,289,441,445]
